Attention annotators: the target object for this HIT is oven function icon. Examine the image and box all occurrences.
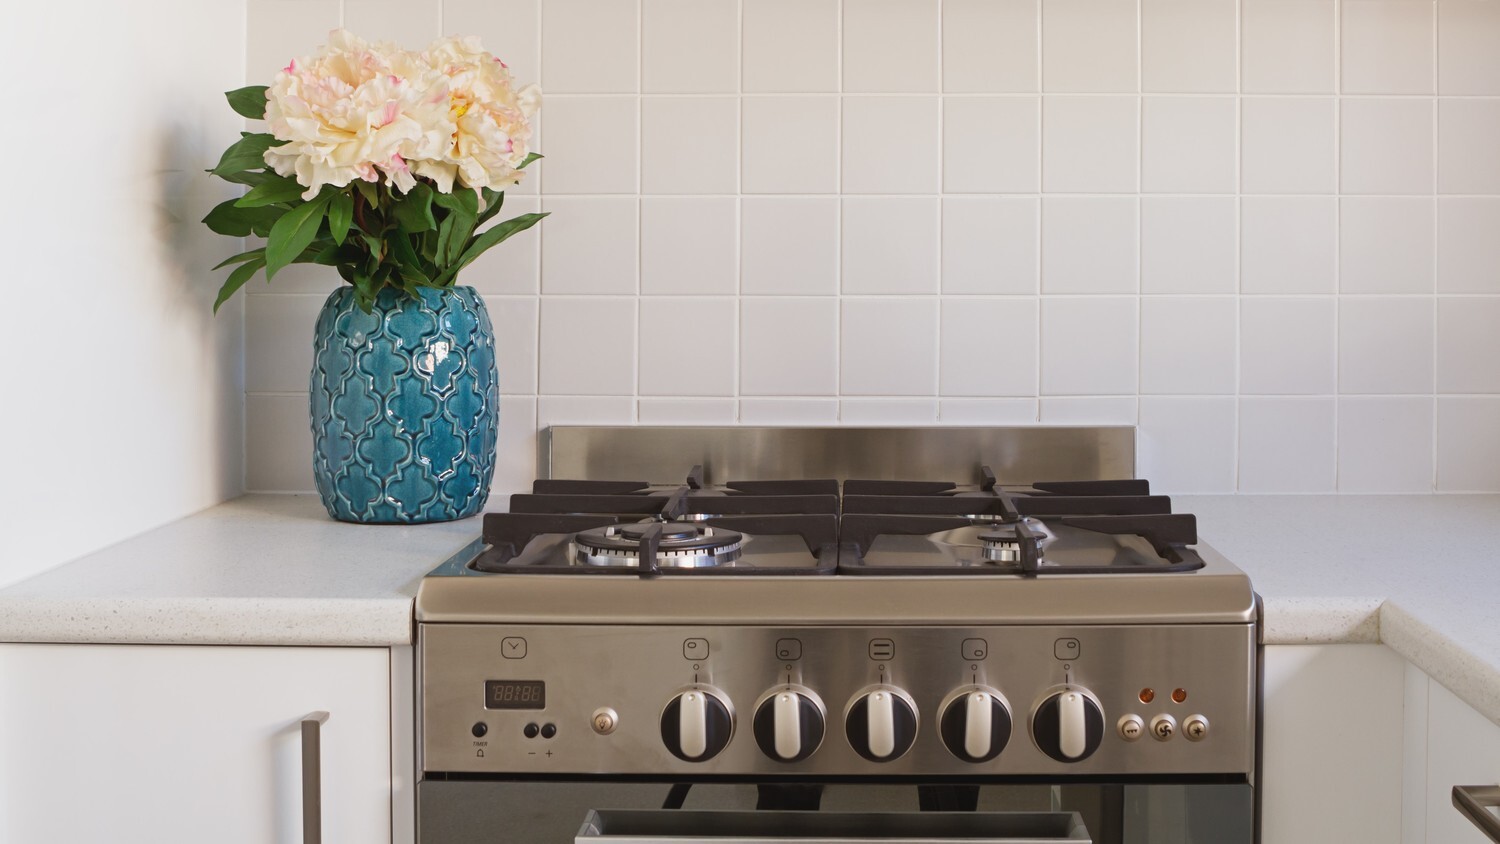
[1053,638,1080,661]
[683,638,709,660]
[775,638,802,661]
[868,639,895,661]
[501,637,527,659]
[961,639,988,661]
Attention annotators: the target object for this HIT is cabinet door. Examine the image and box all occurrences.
[1262,644,1406,844]
[1426,680,1500,844]
[0,644,391,844]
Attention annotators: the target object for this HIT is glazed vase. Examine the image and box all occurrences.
[309,285,498,524]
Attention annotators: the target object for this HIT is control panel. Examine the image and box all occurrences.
[419,623,1255,777]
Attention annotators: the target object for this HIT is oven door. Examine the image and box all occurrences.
[416,780,1253,844]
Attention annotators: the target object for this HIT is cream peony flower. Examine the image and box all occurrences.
[262,31,538,200]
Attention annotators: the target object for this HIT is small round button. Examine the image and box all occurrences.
[541,723,558,739]
[1117,714,1144,742]
[471,722,488,738]
[523,723,540,738]
[1184,714,1209,741]
[592,707,619,735]
[1151,714,1177,741]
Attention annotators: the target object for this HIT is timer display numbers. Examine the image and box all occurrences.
[484,680,546,710]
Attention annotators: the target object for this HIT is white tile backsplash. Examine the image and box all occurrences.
[239,0,1500,497]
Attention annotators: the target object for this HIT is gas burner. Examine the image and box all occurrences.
[977,519,1051,563]
[573,522,744,568]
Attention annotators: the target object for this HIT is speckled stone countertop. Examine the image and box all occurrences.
[3,494,1498,722]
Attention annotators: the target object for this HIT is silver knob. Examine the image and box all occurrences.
[592,707,618,735]
[1151,713,1177,741]
[1117,714,1144,741]
[1184,714,1209,741]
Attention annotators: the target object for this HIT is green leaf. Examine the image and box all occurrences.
[390,233,431,283]
[212,247,267,271]
[236,176,306,207]
[209,132,281,178]
[355,180,380,207]
[202,199,282,237]
[392,183,436,233]
[517,152,543,170]
[328,192,354,245]
[225,86,270,120]
[475,189,506,228]
[265,193,332,280]
[433,189,479,218]
[213,257,266,313]
[438,211,548,285]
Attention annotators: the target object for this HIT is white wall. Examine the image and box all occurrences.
[243,0,1500,497]
[0,0,246,585]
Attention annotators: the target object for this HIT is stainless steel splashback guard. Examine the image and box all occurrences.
[544,427,1135,484]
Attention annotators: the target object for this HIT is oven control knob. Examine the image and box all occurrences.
[753,685,827,762]
[845,685,919,762]
[939,686,1013,763]
[660,686,734,762]
[1031,687,1105,763]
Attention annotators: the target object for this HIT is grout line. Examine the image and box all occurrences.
[1332,0,1342,491]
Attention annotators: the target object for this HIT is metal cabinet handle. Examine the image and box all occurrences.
[1453,785,1500,843]
[303,712,330,844]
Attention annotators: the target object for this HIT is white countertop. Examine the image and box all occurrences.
[2,493,1498,722]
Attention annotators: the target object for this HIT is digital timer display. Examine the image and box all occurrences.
[484,680,546,710]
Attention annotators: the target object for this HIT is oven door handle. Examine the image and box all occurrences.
[303,711,330,844]
[1454,785,1500,842]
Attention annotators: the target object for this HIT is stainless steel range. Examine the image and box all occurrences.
[415,427,1260,844]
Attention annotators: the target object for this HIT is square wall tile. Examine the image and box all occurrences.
[1438,1,1500,95]
[443,0,541,84]
[844,97,941,193]
[1142,97,1238,194]
[741,198,839,296]
[638,399,738,424]
[642,97,738,194]
[841,298,939,395]
[1242,0,1336,93]
[1040,298,1139,395]
[1141,197,1238,294]
[1338,397,1434,493]
[1039,397,1139,424]
[1438,100,1500,194]
[1042,96,1139,193]
[1138,397,1238,493]
[743,97,839,194]
[246,0,341,82]
[1240,297,1337,394]
[1140,298,1237,395]
[1437,397,1500,491]
[540,198,638,294]
[1241,197,1337,294]
[1341,1,1434,94]
[538,298,636,394]
[538,97,638,194]
[1239,398,1337,492]
[942,198,1039,295]
[639,298,736,395]
[841,399,940,423]
[1041,197,1138,294]
[542,0,639,92]
[1339,297,1435,394]
[1341,99,1435,195]
[1241,98,1336,194]
[743,0,839,92]
[538,396,635,426]
[641,198,738,295]
[491,396,540,502]
[843,0,940,92]
[245,394,314,492]
[1340,198,1435,294]
[1042,0,1139,92]
[246,295,322,393]
[467,197,543,295]
[344,0,439,43]
[739,398,841,424]
[740,298,838,394]
[842,198,940,294]
[483,296,540,395]
[940,398,1040,424]
[943,97,1040,194]
[1437,297,1500,393]
[1141,0,1238,93]
[943,0,1039,92]
[642,0,737,93]
[940,298,1038,396]
[1438,198,1500,293]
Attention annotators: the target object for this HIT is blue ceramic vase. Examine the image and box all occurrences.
[309,285,498,524]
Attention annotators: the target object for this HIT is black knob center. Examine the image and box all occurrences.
[660,692,733,762]
[1031,691,1105,763]
[752,692,826,762]
[844,691,918,762]
[939,693,1012,763]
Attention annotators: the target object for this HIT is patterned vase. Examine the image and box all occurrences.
[309,285,498,524]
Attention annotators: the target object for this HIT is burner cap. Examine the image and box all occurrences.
[573,522,744,568]
[977,519,1046,564]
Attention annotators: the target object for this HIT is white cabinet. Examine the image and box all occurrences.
[0,644,394,843]
[1419,672,1500,843]
[1262,644,1408,844]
